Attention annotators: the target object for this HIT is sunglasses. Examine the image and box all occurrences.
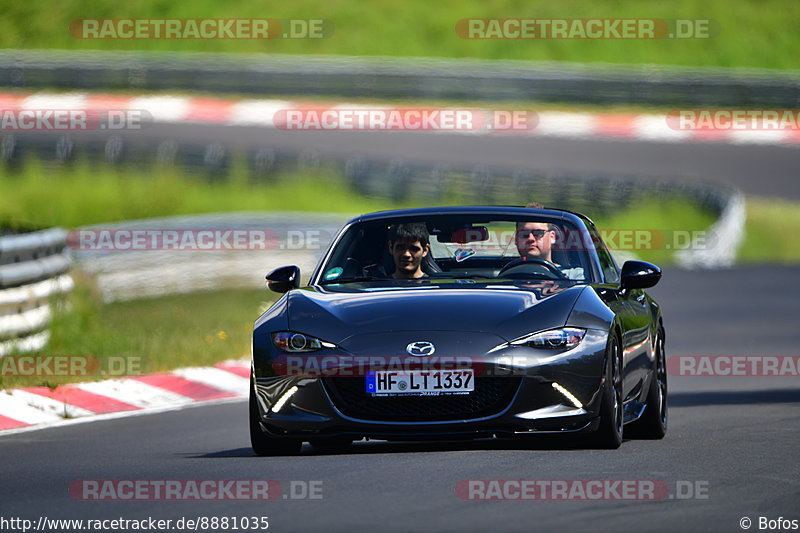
[517,229,551,239]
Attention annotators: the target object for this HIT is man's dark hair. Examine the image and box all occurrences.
[387,223,429,247]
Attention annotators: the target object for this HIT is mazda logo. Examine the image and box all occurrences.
[406,341,436,356]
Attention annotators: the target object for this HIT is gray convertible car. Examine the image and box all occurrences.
[250,206,667,454]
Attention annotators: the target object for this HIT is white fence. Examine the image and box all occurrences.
[0,228,72,356]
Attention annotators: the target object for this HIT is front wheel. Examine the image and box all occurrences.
[590,334,623,449]
[627,331,668,439]
[249,377,302,456]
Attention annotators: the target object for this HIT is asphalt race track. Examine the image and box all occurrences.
[1,266,798,533]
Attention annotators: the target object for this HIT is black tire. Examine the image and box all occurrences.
[627,330,668,439]
[590,334,623,449]
[249,378,302,456]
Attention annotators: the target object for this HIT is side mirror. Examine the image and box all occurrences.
[266,265,301,293]
[620,260,661,290]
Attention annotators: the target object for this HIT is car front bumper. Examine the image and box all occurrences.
[252,329,610,441]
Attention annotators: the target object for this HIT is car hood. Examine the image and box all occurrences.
[286,283,586,346]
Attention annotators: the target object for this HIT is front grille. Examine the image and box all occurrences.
[323,377,521,422]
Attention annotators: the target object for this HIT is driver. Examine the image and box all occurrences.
[514,203,584,280]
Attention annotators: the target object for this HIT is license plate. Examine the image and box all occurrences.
[365,370,474,396]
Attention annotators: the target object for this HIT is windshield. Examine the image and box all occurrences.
[315,214,598,286]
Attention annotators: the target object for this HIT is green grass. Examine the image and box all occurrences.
[593,197,718,265]
[2,157,718,234]
[738,198,800,263]
[0,157,395,228]
[0,0,798,70]
[0,272,272,390]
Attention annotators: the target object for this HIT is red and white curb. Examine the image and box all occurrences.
[0,359,250,435]
[2,92,800,146]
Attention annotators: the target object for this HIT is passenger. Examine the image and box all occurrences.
[387,223,430,279]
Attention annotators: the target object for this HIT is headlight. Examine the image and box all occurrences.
[509,327,587,350]
[272,332,336,353]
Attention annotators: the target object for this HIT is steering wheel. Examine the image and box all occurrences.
[497,257,567,280]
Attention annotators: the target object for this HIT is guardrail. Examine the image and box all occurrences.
[1,49,799,107]
[0,228,73,356]
[72,213,345,303]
